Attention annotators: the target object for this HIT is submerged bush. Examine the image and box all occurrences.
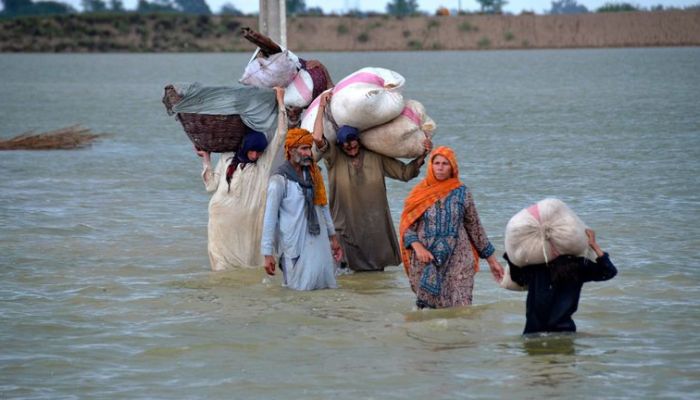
[478,37,491,48]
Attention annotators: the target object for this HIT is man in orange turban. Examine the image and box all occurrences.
[261,126,343,290]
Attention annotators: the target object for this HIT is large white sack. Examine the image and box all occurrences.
[504,198,591,267]
[239,50,300,89]
[500,264,527,291]
[329,67,406,131]
[284,69,314,108]
[360,100,436,158]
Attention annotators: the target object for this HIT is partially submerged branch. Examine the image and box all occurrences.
[0,125,106,150]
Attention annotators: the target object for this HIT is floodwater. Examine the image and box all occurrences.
[1,48,699,399]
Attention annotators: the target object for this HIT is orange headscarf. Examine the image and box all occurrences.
[284,128,327,206]
[399,146,479,275]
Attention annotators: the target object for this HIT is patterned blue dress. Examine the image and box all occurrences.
[403,185,495,308]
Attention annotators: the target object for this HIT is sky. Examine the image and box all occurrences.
[62,0,699,14]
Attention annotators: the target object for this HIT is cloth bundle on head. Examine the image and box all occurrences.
[336,125,359,144]
[504,198,592,267]
[399,146,479,275]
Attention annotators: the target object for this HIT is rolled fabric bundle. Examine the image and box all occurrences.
[505,198,591,267]
[239,49,301,89]
[359,100,436,158]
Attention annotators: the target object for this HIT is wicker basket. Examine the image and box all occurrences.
[163,85,246,153]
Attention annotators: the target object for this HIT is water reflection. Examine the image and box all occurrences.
[522,333,577,356]
[518,334,582,389]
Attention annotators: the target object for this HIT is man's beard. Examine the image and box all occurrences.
[292,152,312,166]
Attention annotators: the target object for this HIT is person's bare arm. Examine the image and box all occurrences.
[586,229,605,257]
[312,91,332,148]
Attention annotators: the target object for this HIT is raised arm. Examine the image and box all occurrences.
[258,87,288,171]
[312,91,331,147]
[581,229,618,282]
[196,147,227,192]
[311,91,337,165]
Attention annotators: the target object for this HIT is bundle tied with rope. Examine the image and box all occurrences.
[504,198,595,268]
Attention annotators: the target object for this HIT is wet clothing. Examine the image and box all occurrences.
[316,141,423,272]
[261,170,337,291]
[403,185,495,308]
[506,253,618,335]
[201,107,285,271]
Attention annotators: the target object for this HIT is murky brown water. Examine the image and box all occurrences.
[1,48,699,398]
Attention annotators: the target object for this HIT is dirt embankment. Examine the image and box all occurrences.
[1,11,699,52]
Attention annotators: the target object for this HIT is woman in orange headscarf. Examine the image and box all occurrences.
[399,146,504,309]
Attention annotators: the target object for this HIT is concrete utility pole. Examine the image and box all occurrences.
[259,0,287,48]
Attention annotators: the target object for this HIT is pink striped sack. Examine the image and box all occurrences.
[359,100,436,158]
[505,198,593,267]
[329,67,406,131]
[284,69,314,108]
[300,67,406,142]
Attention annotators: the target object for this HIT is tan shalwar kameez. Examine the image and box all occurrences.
[316,141,423,271]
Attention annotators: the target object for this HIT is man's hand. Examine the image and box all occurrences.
[423,137,433,154]
[313,90,333,146]
[264,255,276,276]
[319,90,332,109]
[330,235,343,262]
[415,137,433,165]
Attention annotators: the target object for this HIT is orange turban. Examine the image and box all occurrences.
[284,128,327,206]
[398,146,479,275]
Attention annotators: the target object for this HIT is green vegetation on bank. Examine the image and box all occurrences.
[2,0,698,20]
[3,10,698,53]
[0,13,252,51]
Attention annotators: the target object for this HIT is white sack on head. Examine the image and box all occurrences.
[359,100,436,158]
[284,69,314,108]
[329,67,405,131]
[239,50,300,89]
[301,89,338,143]
[504,198,590,267]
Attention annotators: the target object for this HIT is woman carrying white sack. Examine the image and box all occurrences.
[501,198,618,335]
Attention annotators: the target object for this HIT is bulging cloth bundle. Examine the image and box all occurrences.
[505,198,593,267]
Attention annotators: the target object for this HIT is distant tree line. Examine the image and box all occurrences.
[1,0,698,18]
[548,0,700,14]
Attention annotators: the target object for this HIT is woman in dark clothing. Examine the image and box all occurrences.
[505,229,617,335]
